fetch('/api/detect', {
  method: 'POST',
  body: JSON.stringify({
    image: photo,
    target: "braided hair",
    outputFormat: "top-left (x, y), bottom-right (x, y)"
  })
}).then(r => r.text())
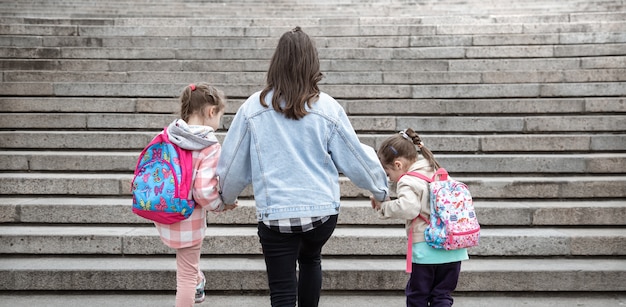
top-left (377, 128), bottom-right (441, 170)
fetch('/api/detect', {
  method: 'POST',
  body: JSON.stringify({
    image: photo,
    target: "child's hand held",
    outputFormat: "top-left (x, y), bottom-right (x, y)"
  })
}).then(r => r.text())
top-left (222, 199), bottom-right (238, 211)
top-left (370, 196), bottom-right (381, 211)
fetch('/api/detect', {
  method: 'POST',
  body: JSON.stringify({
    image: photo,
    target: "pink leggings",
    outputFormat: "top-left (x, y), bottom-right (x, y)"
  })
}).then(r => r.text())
top-left (175, 242), bottom-right (203, 307)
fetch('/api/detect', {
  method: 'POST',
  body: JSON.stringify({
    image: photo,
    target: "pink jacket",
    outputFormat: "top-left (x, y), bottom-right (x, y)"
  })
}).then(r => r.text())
top-left (154, 143), bottom-right (223, 249)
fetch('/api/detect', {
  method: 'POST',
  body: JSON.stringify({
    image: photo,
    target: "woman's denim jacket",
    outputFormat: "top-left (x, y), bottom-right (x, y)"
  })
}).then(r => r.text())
top-left (216, 90), bottom-right (389, 222)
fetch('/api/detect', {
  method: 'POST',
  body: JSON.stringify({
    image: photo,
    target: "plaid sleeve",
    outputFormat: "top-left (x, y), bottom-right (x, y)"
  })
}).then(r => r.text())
top-left (192, 144), bottom-right (224, 212)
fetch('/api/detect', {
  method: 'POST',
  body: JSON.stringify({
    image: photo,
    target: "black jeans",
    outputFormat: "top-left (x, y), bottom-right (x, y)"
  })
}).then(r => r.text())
top-left (257, 215), bottom-right (338, 307)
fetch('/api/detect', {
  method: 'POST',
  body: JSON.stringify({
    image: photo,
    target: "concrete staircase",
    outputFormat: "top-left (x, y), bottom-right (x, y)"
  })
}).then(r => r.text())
top-left (1, 0), bottom-right (625, 306)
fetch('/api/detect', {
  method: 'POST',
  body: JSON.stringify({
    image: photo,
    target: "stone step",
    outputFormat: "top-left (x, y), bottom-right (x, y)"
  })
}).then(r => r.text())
top-left (2, 131), bottom-right (624, 153)
top-left (3, 151), bottom-right (625, 174)
top-left (1, 173), bottom-right (625, 199)
top-left (2, 198), bottom-right (625, 226)
top-left (1, 257), bottom-right (624, 292)
top-left (0, 15), bottom-right (562, 26)
top-left (2, 44), bottom-right (625, 60)
top-left (3, 81), bottom-right (626, 99)
top-left (3, 69), bottom-right (626, 84)
top-left (3, 113), bottom-right (625, 133)
top-left (1, 225), bottom-right (623, 256)
top-left (3, 56), bottom-right (624, 73)
top-left (3, 32), bottom-right (626, 49)
top-left (209, 199), bottom-right (626, 227)
top-left (2, 97), bottom-right (624, 115)
top-left (1, 1), bottom-right (624, 17)
top-left (2, 21), bottom-right (626, 38)
top-left (341, 97), bottom-right (626, 115)
top-left (0, 292), bottom-right (624, 307)
top-left (3, 12), bottom-right (625, 27)
top-left (0, 58), bottom-right (270, 72)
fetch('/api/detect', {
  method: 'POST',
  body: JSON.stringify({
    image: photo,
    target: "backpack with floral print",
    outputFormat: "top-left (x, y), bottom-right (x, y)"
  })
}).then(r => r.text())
top-left (131, 127), bottom-right (195, 224)
top-left (407, 168), bottom-right (480, 250)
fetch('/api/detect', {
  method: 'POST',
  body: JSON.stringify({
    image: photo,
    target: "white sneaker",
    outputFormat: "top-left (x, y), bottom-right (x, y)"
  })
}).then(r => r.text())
top-left (194, 271), bottom-right (206, 304)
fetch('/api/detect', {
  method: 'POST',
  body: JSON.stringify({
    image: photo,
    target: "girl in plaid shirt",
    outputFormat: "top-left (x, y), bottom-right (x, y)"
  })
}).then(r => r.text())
top-left (155, 83), bottom-right (236, 307)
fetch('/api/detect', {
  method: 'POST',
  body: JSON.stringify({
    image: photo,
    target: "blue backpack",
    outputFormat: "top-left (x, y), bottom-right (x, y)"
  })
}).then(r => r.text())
top-left (131, 127), bottom-right (195, 224)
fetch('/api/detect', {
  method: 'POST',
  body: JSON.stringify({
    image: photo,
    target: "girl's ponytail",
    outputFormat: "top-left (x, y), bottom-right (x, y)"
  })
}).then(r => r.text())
top-left (179, 85), bottom-right (194, 122)
top-left (404, 128), bottom-right (441, 170)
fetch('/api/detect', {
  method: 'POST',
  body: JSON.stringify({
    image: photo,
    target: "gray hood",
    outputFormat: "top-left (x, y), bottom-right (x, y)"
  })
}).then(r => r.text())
top-left (167, 119), bottom-right (218, 150)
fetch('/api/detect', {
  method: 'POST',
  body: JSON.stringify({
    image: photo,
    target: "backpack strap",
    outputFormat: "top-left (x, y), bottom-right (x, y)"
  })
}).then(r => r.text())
top-left (402, 171), bottom-right (436, 226)
top-left (162, 127), bottom-right (194, 201)
top-left (404, 168), bottom-right (449, 182)
top-left (433, 168), bottom-right (449, 181)
top-left (402, 171), bottom-right (432, 183)
top-left (406, 212), bottom-right (430, 274)
top-left (406, 219), bottom-right (415, 273)
top-left (403, 170), bottom-right (435, 273)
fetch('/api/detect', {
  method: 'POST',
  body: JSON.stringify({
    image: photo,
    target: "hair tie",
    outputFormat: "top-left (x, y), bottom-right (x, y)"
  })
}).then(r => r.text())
top-left (399, 130), bottom-right (410, 140)
top-left (389, 145), bottom-right (398, 156)
top-left (189, 84), bottom-right (196, 91)
top-left (417, 142), bottom-right (424, 149)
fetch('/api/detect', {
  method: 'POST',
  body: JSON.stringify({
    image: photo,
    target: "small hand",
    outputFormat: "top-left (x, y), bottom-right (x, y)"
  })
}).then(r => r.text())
top-left (370, 196), bottom-right (381, 211)
top-left (222, 200), bottom-right (239, 211)
top-left (222, 202), bottom-right (238, 211)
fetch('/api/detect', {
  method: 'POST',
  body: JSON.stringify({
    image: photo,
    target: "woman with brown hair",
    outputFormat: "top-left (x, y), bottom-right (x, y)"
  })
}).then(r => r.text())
top-left (216, 27), bottom-right (389, 307)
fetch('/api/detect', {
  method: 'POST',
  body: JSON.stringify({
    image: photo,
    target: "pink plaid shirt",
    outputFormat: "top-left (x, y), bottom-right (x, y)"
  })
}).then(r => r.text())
top-left (154, 143), bottom-right (223, 249)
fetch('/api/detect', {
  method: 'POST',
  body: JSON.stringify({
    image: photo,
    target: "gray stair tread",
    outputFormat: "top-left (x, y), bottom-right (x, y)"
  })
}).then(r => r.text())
top-left (4, 33), bottom-right (626, 48)
top-left (3, 27), bottom-right (626, 42)
top-left (1, 1), bottom-right (625, 18)
top-left (2, 197), bottom-right (625, 226)
top-left (1, 257), bottom-right (625, 291)
top-left (3, 57), bottom-right (624, 73)
top-left (2, 224), bottom-right (625, 238)
top-left (3, 16), bottom-right (626, 27)
top-left (4, 69), bottom-right (625, 84)
top-left (0, 293), bottom-right (624, 307)
top-left (0, 225), bottom-right (624, 256)
top-left (3, 11), bottom-right (625, 25)
top-left (3, 81), bottom-right (625, 99)
top-left (4, 150), bottom-right (625, 173)
top-left (1, 97), bottom-right (624, 114)
top-left (2, 172), bottom-right (626, 199)
top-left (2, 131), bottom-right (624, 152)
top-left (2, 44), bottom-right (626, 60)
top-left (3, 113), bottom-right (625, 133)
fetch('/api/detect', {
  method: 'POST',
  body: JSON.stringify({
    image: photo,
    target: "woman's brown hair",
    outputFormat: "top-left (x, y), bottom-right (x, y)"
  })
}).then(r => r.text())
top-left (377, 128), bottom-right (441, 170)
top-left (260, 26), bottom-right (324, 120)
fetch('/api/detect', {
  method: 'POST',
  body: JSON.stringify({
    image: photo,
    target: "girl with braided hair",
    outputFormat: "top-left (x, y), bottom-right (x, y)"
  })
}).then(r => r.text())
top-left (371, 128), bottom-right (468, 307)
